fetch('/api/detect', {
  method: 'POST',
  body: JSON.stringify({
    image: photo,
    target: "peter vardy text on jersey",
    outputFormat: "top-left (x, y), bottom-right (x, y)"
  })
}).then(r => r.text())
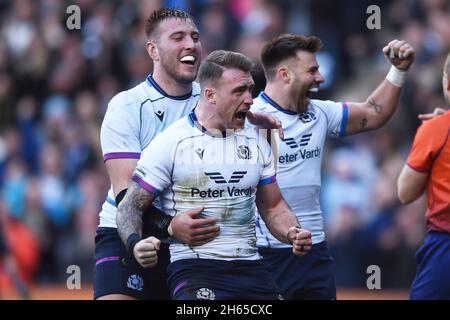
top-left (191, 186), bottom-right (253, 198)
top-left (279, 146), bottom-right (321, 163)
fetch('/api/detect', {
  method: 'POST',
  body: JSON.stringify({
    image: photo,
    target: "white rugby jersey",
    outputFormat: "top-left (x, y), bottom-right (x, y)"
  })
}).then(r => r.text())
top-left (133, 111), bottom-right (276, 262)
top-left (99, 75), bottom-right (200, 228)
top-left (252, 92), bottom-right (348, 247)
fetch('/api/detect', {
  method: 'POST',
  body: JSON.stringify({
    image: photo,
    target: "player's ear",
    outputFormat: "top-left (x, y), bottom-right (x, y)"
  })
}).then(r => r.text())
top-left (146, 41), bottom-right (159, 61)
top-left (204, 87), bottom-right (216, 104)
top-left (278, 66), bottom-right (290, 83)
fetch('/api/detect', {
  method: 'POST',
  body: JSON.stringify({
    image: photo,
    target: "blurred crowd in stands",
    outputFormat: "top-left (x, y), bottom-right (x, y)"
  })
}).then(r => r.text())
top-left (0, 0), bottom-right (449, 292)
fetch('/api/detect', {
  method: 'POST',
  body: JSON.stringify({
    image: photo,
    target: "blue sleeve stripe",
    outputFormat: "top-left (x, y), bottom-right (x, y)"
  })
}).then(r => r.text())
top-left (258, 175), bottom-right (276, 186)
top-left (106, 196), bottom-right (116, 207)
top-left (340, 102), bottom-right (349, 137)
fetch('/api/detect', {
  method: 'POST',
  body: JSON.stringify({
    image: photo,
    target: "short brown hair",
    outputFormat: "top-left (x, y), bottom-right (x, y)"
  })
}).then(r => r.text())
top-left (145, 8), bottom-right (194, 39)
top-left (260, 34), bottom-right (323, 80)
top-left (198, 50), bottom-right (254, 86)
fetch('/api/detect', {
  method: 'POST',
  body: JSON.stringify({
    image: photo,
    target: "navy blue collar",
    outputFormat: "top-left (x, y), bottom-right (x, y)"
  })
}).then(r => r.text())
top-left (188, 111), bottom-right (229, 138)
top-left (260, 92), bottom-right (298, 115)
top-left (146, 74), bottom-right (192, 100)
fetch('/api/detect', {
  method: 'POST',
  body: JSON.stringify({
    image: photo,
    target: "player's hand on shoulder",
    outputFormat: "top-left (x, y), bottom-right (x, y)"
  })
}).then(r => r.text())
top-left (287, 227), bottom-right (312, 256)
top-left (382, 39), bottom-right (415, 71)
top-left (246, 111), bottom-right (284, 139)
top-left (171, 207), bottom-right (220, 246)
top-left (133, 236), bottom-right (160, 268)
top-left (418, 107), bottom-right (446, 122)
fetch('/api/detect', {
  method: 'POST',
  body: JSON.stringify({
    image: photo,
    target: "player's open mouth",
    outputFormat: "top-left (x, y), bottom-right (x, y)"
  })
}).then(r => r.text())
top-left (180, 55), bottom-right (196, 66)
top-left (234, 110), bottom-right (249, 121)
top-left (308, 86), bottom-right (319, 93)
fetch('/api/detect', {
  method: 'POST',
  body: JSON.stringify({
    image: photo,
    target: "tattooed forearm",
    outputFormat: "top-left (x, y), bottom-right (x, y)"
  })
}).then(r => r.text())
top-left (116, 180), bottom-right (156, 246)
top-left (368, 98), bottom-right (382, 114)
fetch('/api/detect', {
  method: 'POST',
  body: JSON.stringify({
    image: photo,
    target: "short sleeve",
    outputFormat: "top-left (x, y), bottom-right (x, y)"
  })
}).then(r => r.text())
top-left (406, 123), bottom-right (435, 172)
top-left (312, 100), bottom-right (347, 138)
top-left (132, 133), bottom-right (173, 194)
top-left (101, 92), bottom-right (143, 161)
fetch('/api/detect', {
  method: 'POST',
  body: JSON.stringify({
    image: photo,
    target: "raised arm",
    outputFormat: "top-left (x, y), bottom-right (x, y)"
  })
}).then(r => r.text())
top-left (345, 40), bottom-right (415, 135)
top-left (256, 182), bottom-right (312, 255)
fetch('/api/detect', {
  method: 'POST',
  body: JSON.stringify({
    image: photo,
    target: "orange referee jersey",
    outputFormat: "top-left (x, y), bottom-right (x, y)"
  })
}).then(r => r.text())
top-left (407, 110), bottom-right (450, 233)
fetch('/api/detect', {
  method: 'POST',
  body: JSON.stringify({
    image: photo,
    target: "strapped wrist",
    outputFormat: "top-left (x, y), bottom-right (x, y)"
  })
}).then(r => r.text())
top-left (126, 233), bottom-right (141, 256)
top-left (115, 188), bottom-right (128, 207)
top-left (386, 65), bottom-right (407, 87)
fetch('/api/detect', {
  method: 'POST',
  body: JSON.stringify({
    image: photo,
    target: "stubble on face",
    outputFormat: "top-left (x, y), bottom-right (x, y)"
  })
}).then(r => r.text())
top-left (154, 18), bottom-right (201, 84)
top-left (215, 69), bottom-right (254, 130)
top-left (288, 51), bottom-right (322, 112)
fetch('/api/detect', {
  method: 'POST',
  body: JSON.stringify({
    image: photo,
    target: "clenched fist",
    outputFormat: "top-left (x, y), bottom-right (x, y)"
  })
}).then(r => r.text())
top-left (287, 226), bottom-right (312, 256)
top-left (382, 39), bottom-right (415, 71)
top-left (133, 236), bottom-right (161, 268)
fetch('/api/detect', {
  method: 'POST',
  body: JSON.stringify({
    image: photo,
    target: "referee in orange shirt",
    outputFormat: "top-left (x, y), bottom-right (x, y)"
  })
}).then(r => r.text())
top-left (397, 53), bottom-right (450, 299)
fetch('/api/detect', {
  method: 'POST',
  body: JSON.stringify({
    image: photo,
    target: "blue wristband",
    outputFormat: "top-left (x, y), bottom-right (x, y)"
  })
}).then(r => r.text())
top-left (126, 233), bottom-right (141, 256)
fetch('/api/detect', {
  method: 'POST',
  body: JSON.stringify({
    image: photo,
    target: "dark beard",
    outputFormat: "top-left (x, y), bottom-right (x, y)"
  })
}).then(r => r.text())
top-left (160, 58), bottom-right (197, 84)
top-left (297, 102), bottom-right (309, 113)
top-left (296, 92), bottom-right (309, 113)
